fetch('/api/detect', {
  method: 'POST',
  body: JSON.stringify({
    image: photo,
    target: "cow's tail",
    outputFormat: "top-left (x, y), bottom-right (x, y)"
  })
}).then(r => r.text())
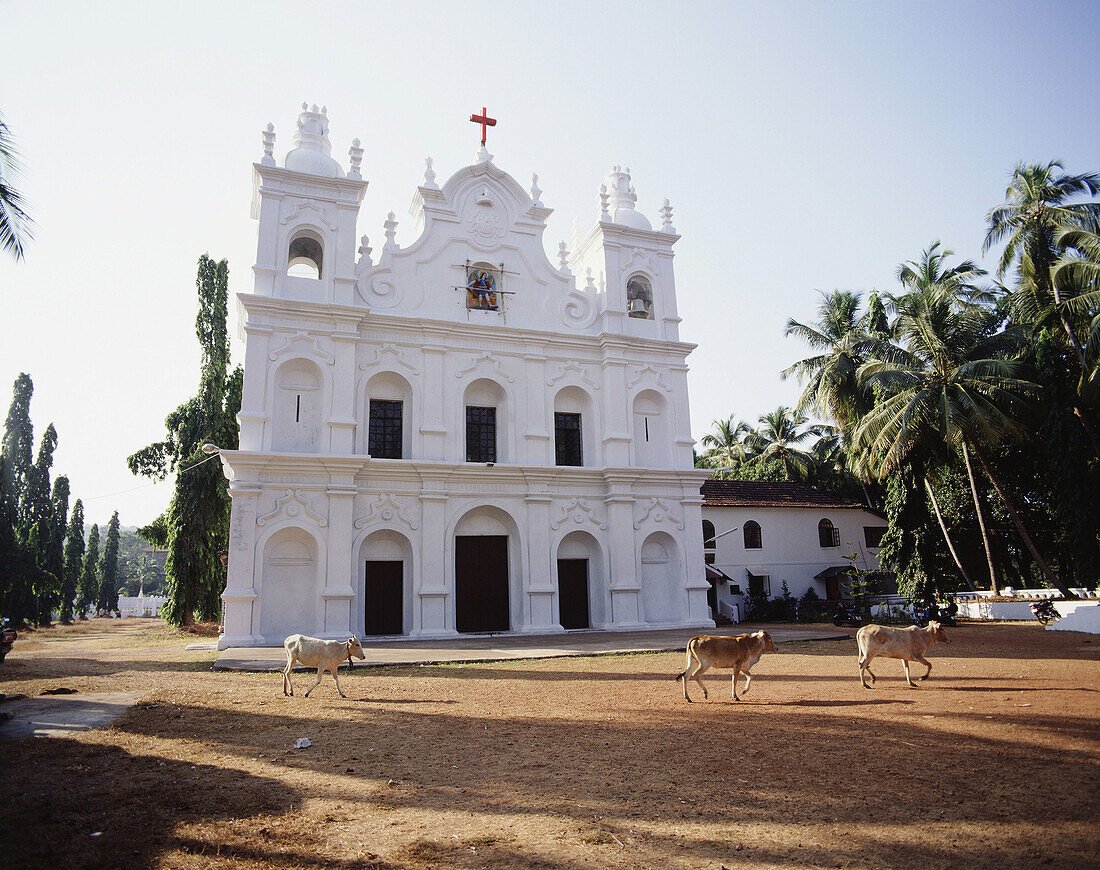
top-left (674, 637), bottom-right (699, 681)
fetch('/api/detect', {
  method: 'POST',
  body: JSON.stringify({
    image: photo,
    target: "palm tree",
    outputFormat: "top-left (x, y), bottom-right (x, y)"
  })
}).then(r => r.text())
top-left (1051, 216), bottom-right (1100, 399)
top-left (854, 278), bottom-right (1071, 596)
top-left (782, 290), bottom-right (875, 440)
top-left (890, 244), bottom-right (1001, 592)
top-left (985, 160), bottom-right (1100, 453)
top-left (698, 416), bottom-right (751, 470)
top-left (0, 115), bottom-right (33, 261)
top-left (743, 407), bottom-right (825, 481)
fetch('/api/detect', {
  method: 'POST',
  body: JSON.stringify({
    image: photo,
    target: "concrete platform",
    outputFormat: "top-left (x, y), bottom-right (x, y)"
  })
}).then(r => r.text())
top-left (0, 691), bottom-right (141, 740)
top-left (214, 626), bottom-right (847, 672)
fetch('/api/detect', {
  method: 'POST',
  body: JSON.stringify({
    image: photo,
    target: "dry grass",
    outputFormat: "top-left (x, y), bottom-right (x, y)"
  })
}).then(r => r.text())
top-left (1, 618), bottom-right (1098, 869)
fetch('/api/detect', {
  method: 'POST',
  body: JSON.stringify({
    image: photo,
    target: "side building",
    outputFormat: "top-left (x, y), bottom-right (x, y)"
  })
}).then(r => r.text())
top-left (216, 104), bottom-right (712, 648)
top-left (699, 480), bottom-right (888, 621)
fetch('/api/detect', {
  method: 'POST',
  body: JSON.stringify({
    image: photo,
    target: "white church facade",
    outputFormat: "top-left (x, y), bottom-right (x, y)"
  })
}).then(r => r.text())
top-left (216, 104), bottom-right (713, 648)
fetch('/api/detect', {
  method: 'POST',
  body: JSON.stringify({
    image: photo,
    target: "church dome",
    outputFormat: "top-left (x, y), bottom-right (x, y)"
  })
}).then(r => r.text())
top-left (283, 103), bottom-right (343, 178)
top-left (605, 166), bottom-right (651, 230)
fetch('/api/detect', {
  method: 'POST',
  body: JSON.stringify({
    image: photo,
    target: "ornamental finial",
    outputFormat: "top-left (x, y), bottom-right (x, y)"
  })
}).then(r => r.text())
top-left (659, 198), bottom-right (675, 233)
top-left (530, 172), bottom-right (543, 207)
top-left (348, 138), bottom-right (364, 180)
top-left (423, 156), bottom-right (439, 189)
top-left (261, 123), bottom-right (276, 166)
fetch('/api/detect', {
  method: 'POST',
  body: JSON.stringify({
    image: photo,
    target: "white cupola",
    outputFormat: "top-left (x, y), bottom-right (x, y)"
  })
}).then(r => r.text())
top-left (605, 165), bottom-right (651, 230)
top-left (283, 103), bottom-right (343, 178)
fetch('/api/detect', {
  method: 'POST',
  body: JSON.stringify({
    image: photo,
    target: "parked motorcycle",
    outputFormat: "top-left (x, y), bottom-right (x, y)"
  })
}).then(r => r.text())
top-left (0, 619), bottom-right (15, 662)
top-left (910, 607), bottom-right (954, 624)
top-left (832, 604), bottom-right (864, 627)
top-left (1030, 598), bottom-right (1059, 625)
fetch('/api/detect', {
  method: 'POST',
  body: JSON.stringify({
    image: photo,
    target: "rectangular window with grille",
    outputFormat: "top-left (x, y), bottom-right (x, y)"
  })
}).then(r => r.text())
top-left (368, 399), bottom-right (403, 459)
top-left (864, 526), bottom-right (887, 548)
top-left (466, 405), bottom-right (497, 463)
top-left (554, 412), bottom-right (583, 466)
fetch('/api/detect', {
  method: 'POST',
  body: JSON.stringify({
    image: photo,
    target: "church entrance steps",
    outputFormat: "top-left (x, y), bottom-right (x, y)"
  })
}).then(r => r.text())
top-left (213, 625), bottom-right (846, 672)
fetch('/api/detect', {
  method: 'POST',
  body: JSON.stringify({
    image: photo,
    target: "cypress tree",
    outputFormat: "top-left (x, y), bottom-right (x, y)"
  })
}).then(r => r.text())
top-left (26, 424), bottom-right (59, 626)
top-left (61, 498), bottom-right (84, 623)
top-left (1, 375), bottom-right (34, 621)
top-left (128, 255), bottom-right (239, 626)
top-left (97, 511), bottom-right (121, 613)
top-left (76, 524), bottom-right (99, 618)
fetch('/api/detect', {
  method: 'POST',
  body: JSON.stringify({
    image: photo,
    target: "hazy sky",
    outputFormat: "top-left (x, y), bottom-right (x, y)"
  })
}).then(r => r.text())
top-left (2, 0), bottom-right (1098, 527)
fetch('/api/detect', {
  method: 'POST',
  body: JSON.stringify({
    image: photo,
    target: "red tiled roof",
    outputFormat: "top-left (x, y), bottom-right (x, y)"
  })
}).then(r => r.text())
top-left (700, 479), bottom-right (868, 510)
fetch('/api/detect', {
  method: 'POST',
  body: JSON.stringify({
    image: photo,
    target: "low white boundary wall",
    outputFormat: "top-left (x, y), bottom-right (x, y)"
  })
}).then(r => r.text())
top-left (953, 588), bottom-right (1100, 634)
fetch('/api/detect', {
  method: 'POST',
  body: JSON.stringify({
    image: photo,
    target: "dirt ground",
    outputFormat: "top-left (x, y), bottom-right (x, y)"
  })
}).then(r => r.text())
top-left (0, 619), bottom-right (1097, 870)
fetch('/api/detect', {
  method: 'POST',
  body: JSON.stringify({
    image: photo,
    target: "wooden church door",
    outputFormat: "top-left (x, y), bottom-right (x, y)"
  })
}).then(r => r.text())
top-left (364, 561), bottom-right (403, 635)
top-left (557, 558), bottom-right (590, 630)
top-left (455, 536), bottom-right (509, 633)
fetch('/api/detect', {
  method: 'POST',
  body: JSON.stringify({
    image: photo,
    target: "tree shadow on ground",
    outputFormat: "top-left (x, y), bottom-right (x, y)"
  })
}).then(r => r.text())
top-left (107, 698), bottom-right (1100, 869)
top-left (0, 737), bottom-right (303, 870)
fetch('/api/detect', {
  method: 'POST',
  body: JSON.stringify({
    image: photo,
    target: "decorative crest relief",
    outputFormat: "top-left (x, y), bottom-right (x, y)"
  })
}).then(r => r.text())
top-left (257, 490), bottom-right (328, 528)
top-left (280, 200), bottom-right (337, 232)
top-left (455, 352), bottom-right (515, 383)
top-left (547, 362), bottom-right (599, 390)
top-left (627, 247), bottom-right (656, 272)
top-left (354, 494), bottom-right (419, 530)
top-left (627, 364), bottom-right (673, 392)
top-left (268, 332), bottom-right (335, 365)
top-left (551, 498), bottom-right (607, 531)
top-left (359, 343), bottom-right (420, 376)
top-left (633, 497), bottom-right (684, 530)
top-left (463, 208), bottom-right (506, 242)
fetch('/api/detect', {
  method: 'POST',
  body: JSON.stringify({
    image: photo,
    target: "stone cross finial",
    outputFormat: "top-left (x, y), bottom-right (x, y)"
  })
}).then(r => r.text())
top-left (384, 212), bottom-right (399, 252)
top-left (357, 235), bottom-right (373, 272)
top-left (348, 138), bottom-right (364, 180)
top-left (423, 156), bottom-right (439, 189)
top-left (659, 198), bottom-right (675, 233)
top-left (530, 172), bottom-right (543, 207)
top-left (261, 123), bottom-right (276, 166)
top-left (558, 241), bottom-right (570, 272)
top-left (598, 184), bottom-right (610, 220)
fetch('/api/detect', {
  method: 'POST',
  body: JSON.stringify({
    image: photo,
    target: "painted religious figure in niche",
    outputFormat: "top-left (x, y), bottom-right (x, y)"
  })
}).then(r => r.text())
top-left (466, 267), bottom-right (499, 310)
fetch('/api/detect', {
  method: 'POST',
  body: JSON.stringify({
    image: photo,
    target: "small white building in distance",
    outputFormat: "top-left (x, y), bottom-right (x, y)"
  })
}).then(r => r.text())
top-left (216, 104), bottom-right (712, 648)
top-left (699, 480), bottom-right (887, 622)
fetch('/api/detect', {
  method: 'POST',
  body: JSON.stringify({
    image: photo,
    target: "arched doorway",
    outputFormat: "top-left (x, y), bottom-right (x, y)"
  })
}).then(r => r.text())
top-left (359, 530), bottom-right (412, 636)
top-left (453, 507), bottom-right (517, 633)
top-left (259, 528), bottom-right (319, 642)
top-left (640, 531), bottom-right (683, 625)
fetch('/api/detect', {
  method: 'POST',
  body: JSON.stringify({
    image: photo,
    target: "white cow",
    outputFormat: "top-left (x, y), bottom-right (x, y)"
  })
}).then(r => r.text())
top-left (282, 634), bottom-right (365, 698)
top-left (857, 622), bottom-right (949, 688)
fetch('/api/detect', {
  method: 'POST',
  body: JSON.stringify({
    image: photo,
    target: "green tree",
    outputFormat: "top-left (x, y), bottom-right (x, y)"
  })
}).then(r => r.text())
top-left (25, 424), bottom-right (60, 625)
top-left (97, 511), bottom-right (121, 613)
top-left (0, 114), bottom-right (33, 261)
top-left (854, 274), bottom-right (1066, 595)
top-left (743, 407), bottom-right (825, 481)
top-left (60, 499), bottom-right (85, 623)
top-left (41, 475), bottom-right (69, 623)
top-left (783, 290), bottom-right (875, 441)
top-left (76, 524), bottom-right (99, 619)
top-left (698, 416), bottom-right (751, 469)
top-left (128, 255), bottom-right (241, 625)
top-left (985, 160), bottom-right (1100, 453)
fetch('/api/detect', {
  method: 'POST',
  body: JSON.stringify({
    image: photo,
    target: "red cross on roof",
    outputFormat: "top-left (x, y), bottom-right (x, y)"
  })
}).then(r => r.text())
top-left (469, 107), bottom-right (497, 146)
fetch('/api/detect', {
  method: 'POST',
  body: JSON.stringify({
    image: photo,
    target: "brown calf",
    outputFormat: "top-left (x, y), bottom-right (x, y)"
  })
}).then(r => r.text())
top-left (856, 622), bottom-right (949, 689)
top-left (675, 630), bottom-right (776, 702)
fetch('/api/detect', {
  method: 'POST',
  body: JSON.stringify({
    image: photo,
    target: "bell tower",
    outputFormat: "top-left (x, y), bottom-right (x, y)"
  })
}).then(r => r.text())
top-left (570, 166), bottom-right (681, 341)
top-left (250, 103), bottom-right (368, 306)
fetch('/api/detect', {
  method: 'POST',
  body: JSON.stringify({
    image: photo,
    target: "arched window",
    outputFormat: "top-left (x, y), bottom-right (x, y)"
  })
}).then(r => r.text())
top-left (702, 520), bottom-right (715, 548)
top-left (626, 274), bottom-right (653, 319)
top-left (818, 518), bottom-right (839, 548)
top-left (743, 520), bottom-right (762, 550)
top-left (287, 231), bottom-right (323, 279)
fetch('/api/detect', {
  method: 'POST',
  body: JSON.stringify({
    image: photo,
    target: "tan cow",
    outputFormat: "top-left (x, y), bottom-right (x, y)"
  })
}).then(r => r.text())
top-left (856, 622), bottom-right (949, 689)
top-left (675, 630), bottom-right (776, 702)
